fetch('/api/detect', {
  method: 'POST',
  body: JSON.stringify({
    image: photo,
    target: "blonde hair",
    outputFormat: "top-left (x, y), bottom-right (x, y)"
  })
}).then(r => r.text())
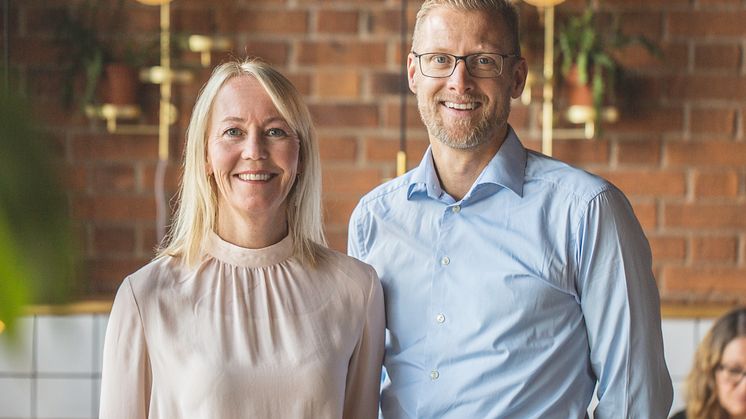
top-left (158, 58), bottom-right (325, 266)
top-left (686, 307), bottom-right (746, 419)
top-left (412, 0), bottom-right (521, 56)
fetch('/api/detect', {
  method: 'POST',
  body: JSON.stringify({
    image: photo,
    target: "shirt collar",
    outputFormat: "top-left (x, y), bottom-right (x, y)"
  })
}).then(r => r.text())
top-left (407, 126), bottom-right (526, 201)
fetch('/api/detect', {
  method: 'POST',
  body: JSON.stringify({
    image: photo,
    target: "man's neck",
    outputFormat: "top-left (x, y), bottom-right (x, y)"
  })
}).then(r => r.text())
top-left (430, 127), bottom-right (508, 201)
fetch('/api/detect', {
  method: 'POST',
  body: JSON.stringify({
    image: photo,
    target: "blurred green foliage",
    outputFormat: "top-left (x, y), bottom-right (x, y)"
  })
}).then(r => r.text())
top-left (0, 85), bottom-right (77, 337)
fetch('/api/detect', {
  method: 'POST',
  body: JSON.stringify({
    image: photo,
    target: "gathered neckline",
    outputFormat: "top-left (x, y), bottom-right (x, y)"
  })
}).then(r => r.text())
top-left (204, 231), bottom-right (293, 268)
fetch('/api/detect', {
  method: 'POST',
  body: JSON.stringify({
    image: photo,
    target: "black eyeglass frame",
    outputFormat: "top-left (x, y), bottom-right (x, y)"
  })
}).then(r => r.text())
top-left (412, 51), bottom-right (521, 78)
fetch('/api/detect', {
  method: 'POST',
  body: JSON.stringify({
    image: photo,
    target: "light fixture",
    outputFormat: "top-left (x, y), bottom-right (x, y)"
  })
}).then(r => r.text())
top-left (521, 0), bottom-right (565, 6)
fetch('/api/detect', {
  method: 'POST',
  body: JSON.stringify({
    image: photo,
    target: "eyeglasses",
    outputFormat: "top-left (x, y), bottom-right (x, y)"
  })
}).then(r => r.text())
top-left (717, 364), bottom-right (746, 385)
top-left (412, 51), bottom-right (519, 78)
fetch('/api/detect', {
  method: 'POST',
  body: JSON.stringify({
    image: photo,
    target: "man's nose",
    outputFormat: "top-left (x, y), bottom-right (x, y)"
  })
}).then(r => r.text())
top-left (447, 59), bottom-right (474, 93)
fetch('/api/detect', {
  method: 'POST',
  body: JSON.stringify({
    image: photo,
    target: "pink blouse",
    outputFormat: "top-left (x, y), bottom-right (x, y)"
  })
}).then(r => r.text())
top-left (100, 232), bottom-right (384, 418)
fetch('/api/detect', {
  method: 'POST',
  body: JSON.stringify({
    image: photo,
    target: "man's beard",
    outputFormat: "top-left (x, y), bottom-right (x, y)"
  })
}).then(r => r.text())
top-left (418, 93), bottom-right (499, 150)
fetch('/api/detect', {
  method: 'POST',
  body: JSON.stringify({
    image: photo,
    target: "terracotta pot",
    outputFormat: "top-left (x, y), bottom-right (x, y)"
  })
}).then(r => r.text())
top-left (563, 65), bottom-right (593, 108)
top-left (104, 63), bottom-right (138, 105)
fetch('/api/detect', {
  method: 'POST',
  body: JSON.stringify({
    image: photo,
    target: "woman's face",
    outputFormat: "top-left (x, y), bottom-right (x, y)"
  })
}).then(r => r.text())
top-left (206, 75), bottom-right (300, 234)
top-left (717, 336), bottom-right (746, 418)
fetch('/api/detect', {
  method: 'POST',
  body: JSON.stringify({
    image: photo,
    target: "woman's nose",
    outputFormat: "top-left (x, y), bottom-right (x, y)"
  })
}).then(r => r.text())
top-left (241, 131), bottom-right (268, 160)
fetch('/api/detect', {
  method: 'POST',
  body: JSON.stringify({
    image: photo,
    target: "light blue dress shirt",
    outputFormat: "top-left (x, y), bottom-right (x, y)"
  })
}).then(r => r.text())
top-left (348, 128), bottom-right (673, 419)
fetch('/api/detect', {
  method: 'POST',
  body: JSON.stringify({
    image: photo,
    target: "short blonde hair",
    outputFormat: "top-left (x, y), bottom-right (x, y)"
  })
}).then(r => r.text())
top-left (159, 58), bottom-right (325, 266)
top-left (686, 307), bottom-right (746, 419)
top-left (412, 0), bottom-right (521, 56)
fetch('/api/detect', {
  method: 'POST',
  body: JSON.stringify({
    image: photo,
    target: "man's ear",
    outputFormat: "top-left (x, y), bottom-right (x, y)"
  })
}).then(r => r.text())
top-left (510, 57), bottom-right (528, 99)
top-left (407, 53), bottom-right (418, 94)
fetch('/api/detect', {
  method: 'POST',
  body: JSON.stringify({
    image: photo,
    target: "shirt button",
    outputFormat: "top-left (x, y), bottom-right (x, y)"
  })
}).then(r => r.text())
top-left (430, 370), bottom-right (439, 380)
top-left (452, 205), bottom-right (461, 213)
top-left (441, 256), bottom-right (450, 265)
top-left (436, 313), bottom-right (446, 323)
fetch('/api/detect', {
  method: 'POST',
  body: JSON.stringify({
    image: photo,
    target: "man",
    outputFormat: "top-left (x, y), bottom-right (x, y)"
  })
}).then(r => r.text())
top-left (348, 0), bottom-right (673, 418)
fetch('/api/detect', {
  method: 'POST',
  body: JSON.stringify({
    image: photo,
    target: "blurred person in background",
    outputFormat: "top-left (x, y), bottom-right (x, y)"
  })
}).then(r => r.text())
top-left (99, 58), bottom-right (384, 419)
top-left (671, 307), bottom-right (746, 419)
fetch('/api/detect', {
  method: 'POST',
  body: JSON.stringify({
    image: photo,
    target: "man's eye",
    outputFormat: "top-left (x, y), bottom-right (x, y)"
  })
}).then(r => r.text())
top-left (266, 128), bottom-right (288, 137)
top-left (430, 55), bottom-right (450, 65)
top-left (476, 56), bottom-right (496, 65)
top-left (224, 128), bottom-right (242, 137)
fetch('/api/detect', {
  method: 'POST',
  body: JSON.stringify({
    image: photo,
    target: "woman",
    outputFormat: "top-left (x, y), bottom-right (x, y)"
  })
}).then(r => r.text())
top-left (671, 307), bottom-right (746, 419)
top-left (99, 59), bottom-right (385, 418)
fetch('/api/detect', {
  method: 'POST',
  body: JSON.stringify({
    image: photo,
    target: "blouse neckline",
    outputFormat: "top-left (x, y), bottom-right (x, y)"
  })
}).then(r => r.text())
top-left (204, 231), bottom-right (293, 268)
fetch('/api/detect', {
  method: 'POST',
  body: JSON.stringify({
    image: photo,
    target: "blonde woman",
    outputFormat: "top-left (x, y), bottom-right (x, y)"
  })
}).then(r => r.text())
top-left (99, 59), bottom-right (384, 418)
top-left (671, 308), bottom-right (746, 419)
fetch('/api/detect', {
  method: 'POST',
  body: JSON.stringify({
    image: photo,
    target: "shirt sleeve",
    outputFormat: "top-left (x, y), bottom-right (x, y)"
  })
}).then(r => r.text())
top-left (347, 203), bottom-right (366, 260)
top-left (575, 188), bottom-right (673, 419)
top-left (99, 277), bottom-right (152, 419)
top-left (343, 267), bottom-right (385, 419)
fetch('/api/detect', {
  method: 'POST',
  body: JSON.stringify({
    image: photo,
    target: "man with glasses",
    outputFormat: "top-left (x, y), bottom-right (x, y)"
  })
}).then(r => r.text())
top-left (348, 0), bottom-right (673, 417)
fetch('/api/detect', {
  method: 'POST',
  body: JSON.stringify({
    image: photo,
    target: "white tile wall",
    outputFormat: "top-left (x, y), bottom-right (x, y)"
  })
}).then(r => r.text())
top-left (36, 315), bottom-right (94, 375)
top-left (0, 377), bottom-right (32, 418)
top-left (36, 378), bottom-right (93, 419)
top-left (0, 313), bottom-right (722, 419)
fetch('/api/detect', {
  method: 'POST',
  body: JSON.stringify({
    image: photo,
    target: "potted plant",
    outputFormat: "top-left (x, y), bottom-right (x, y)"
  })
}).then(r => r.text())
top-left (556, 5), bottom-right (660, 127)
top-left (56, 0), bottom-right (156, 110)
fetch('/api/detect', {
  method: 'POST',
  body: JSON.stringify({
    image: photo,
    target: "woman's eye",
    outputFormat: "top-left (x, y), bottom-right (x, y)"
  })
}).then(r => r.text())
top-left (224, 128), bottom-right (242, 137)
top-left (266, 128), bottom-right (288, 137)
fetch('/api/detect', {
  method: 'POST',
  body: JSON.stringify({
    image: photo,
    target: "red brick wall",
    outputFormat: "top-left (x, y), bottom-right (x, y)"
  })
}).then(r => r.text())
top-left (5, 0), bottom-right (746, 304)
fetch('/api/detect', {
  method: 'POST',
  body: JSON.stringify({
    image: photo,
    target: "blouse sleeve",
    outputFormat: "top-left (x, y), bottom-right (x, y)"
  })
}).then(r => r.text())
top-left (343, 267), bottom-right (385, 419)
top-left (99, 277), bottom-right (152, 418)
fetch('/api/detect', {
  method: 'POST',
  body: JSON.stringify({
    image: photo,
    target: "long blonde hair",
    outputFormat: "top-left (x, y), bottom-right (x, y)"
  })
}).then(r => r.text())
top-left (686, 307), bottom-right (746, 419)
top-left (158, 58), bottom-right (325, 266)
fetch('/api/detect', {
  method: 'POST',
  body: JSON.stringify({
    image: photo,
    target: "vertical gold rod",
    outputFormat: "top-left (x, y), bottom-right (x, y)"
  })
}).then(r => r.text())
top-left (159, 1), bottom-right (171, 161)
top-left (541, 6), bottom-right (555, 157)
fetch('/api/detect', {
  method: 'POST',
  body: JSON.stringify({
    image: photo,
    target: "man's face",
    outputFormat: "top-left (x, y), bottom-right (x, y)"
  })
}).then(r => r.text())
top-left (408, 8), bottom-right (527, 150)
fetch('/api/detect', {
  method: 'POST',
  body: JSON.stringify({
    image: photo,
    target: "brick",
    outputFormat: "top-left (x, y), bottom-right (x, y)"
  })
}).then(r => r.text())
top-left (630, 200), bottom-right (657, 231)
top-left (23, 6), bottom-right (67, 36)
top-left (73, 195), bottom-right (157, 222)
top-left (384, 101), bottom-right (426, 130)
top-left (140, 226), bottom-right (165, 257)
top-left (235, 10), bottom-right (308, 34)
top-left (603, 0), bottom-right (689, 7)
top-left (692, 236), bottom-right (739, 263)
top-left (363, 136), bottom-right (429, 165)
top-left (310, 104), bottom-right (379, 128)
top-left (319, 136), bottom-right (357, 162)
top-left (71, 133), bottom-right (158, 162)
top-left (666, 75), bottom-right (746, 101)
top-left (172, 8), bottom-right (216, 33)
top-left (297, 41), bottom-right (387, 66)
top-left (87, 257), bottom-right (151, 295)
top-left (142, 163), bottom-right (181, 194)
top-left (323, 197), bottom-right (358, 226)
top-left (665, 203), bottom-right (746, 229)
top-left (121, 6), bottom-right (161, 34)
top-left (94, 226), bottom-right (136, 254)
top-left (63, 166), bottom-right (88, 192)
top-left (317, 10), bottom-right (359, 34)
top-left (507, 103), bottom-right (530, 131)
top-left (619, 12), bottom-right (663, 39)
top-left (612, 43), bottom-right (667, 70)
top-left (553, 139), bottom-right (610, 166)
top-left (325, 229), bottom-right (348, 254)
top-left (284, 72), bottom-right (312, 96)
top-left (695, 43), bottom-right (741, 70)
top-left (371, 72), bottom-right (407, 96)
top-left (315, 71), bottom-right (360, 98)
top-left (322, 167), bottom-right (382, 196)
top-left (690, 108), bottom-right (736, 136)
top-left (93, 164), bottom-right (137, 193)
top-left (662, 266), bottom-right (746, 297)
top-left (599, 170), bottom-right (686, 197)
top-left (367, 9), bottom-right (401, 35)
top-left (666, 141), bottom-right (746, 167)
top-left (608, 107), bottom-right (683, 134)
top-left (668, 11), bottom-right (746, 37)
top-left (648, 235), bottom-right (686, 261)
top-left (11, 37), bottom-right (60, 66)
top-left (693, 171), bottom-right (740, 198)
top-left (616, 139), bottom-right (661, 165)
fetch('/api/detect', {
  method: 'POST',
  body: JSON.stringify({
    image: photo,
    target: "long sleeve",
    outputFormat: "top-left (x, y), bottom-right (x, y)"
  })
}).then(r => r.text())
top-left (576, 188), bottom-right (673, 419)
top-left (99, 277), bottom-right (152, 419)
top-left (343, 267), bottom-right (385, 419)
